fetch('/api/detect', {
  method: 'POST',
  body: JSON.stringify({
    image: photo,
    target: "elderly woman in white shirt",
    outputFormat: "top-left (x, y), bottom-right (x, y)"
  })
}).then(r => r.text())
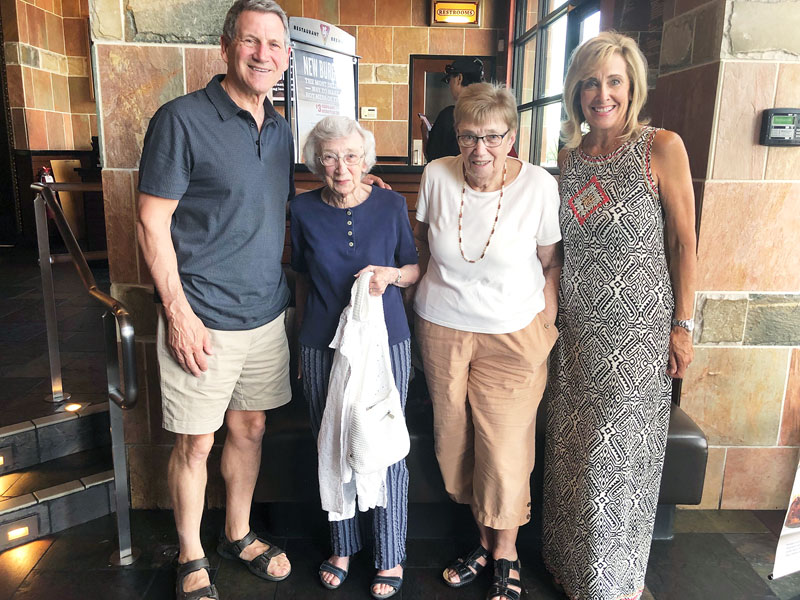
top-left (413, 82), bottom-right (561, 600)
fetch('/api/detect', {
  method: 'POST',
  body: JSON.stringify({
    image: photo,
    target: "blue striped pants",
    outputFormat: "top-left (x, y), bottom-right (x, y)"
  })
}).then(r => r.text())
top-left (301, 339), bottom-right (410, 570)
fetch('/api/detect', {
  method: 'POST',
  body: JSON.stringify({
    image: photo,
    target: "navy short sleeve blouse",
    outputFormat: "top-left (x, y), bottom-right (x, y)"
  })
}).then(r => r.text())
top-left (290, 186), bottom-right (418, 350)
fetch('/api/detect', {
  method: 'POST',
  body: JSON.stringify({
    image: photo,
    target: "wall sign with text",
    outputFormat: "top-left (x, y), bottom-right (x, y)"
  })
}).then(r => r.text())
top-left (286, 17), bottom-right (358, 162)
top-left (430, 1), bottom-right (481, 27)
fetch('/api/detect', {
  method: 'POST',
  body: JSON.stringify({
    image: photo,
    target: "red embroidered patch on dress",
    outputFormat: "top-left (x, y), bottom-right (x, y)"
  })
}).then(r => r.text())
top-left (568, 175), bottom-right (611, 225)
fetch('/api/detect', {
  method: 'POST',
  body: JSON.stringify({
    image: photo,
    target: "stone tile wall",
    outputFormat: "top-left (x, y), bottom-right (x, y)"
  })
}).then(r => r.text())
top-left (1, 0), bottom-right (97, 150)
top-left (653, 0), bottom-right (800, 511)
top-left (87, 0), bottom-right (509, 507)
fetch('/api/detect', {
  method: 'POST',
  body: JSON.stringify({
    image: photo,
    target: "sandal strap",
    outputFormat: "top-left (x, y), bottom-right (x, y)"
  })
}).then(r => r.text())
top-left (488, 558), bottom-right (522, 600)
top-left (228, 530), bottom-right (258, 555)
top-left (249, 543), bottom-right (285, 571)
top-left (487, 582), bottom-right (521, 600)
top-left (181, 585), bottom-right (219, 600)
top-left (372, 575), bottom-right (402, 588)
top-left (319, 560), bottom-right (348, 581)
top-left (494, 557), bottom-right (521, 579)
top-left (177, 557), bottom-right (211, 578)
top-left (464, 545), bottom-right (490, 567)
top-left (450, 545), bottom-right (489, 579)
top-left (176, 557), bottom-right (219, 600)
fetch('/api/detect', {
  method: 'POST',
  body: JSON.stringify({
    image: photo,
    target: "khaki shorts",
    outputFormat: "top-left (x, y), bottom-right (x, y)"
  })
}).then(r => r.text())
top-left (415, 312), bottom-right (559, 530)
top-left (157, 309), bottom-right (292, 435)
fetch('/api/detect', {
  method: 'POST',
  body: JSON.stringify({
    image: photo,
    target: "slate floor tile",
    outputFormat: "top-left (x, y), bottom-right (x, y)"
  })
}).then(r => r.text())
top-left (0, 539), bottom-right (53, 600)
top-left (674, 509), bottom-right (772, 534)
top-left (12, 567), bottom-right (157, 600)
top-left (725, 533), bottom-right (800, 600)
top-left (646, 533), bottom-right (779, 600)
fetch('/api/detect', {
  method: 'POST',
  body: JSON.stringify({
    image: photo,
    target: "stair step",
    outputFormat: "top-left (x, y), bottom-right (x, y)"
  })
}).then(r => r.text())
top-left (0, 402), bottom-right (110, 475)
top-left (0, 446), bottom-right (115, 551)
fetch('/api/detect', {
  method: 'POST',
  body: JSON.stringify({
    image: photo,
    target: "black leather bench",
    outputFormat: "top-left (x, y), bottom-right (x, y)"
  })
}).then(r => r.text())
top-left (255, 361), bottom-right (707, 541)
top-left (253, 278), bottom-right (707, 540)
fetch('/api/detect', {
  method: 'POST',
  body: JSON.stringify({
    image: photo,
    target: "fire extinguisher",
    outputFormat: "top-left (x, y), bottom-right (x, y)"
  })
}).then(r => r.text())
top-left (37, 166), bottom-right (55, 184)
top-left (36, 166), bottom-right (56, 220)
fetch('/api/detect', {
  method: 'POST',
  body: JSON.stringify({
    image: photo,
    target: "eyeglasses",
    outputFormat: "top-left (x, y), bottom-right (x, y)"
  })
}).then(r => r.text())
top-left (456, 130), bottom-right (510, 148)
top-left (318, 152), bottom-right (364, 167)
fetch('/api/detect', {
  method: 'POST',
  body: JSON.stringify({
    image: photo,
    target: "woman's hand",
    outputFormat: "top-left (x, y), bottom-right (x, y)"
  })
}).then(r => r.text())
top-left (355, 265), bottom-right (400, 296)
top-left (667, 327), bottom-right (694, 378)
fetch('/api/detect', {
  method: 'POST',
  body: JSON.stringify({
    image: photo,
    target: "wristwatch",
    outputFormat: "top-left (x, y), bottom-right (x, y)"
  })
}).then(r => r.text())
top-left (394, 269), bottom-right (402, 285)
top-left (671, 318), bottom-right (694, 332)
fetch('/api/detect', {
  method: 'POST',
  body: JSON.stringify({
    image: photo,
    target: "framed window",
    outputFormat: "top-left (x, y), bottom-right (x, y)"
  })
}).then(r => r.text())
top-left (512, 0), bottom-right (600, 169)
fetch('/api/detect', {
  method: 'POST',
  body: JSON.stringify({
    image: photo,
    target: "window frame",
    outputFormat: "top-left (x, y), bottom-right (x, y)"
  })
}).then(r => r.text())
top-left (511, 0), bottom-right (600, 170)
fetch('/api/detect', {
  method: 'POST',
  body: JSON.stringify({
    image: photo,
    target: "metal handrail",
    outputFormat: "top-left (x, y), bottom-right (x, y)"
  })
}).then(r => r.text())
top-left (31, 182), bottom-right (137, 409)
top-left (31, 181), bottom-right (140, 566)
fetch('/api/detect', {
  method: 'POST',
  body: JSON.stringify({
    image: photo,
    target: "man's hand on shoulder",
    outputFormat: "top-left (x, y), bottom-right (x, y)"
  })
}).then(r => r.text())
top-left (165, 303), bottom-right (213, 377)
top-left (363, 174), bottom-right (392, 190)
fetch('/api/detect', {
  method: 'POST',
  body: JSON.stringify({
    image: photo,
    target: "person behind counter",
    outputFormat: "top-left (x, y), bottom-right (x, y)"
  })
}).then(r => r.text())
top-left (414, 82), bottom-right (562, 600)
top-left (290, 115), bottom-right (420, 599)
top-left (542, 31), bottom-right (697, 600)
top-left (421, 57), bottom-right (484, 161)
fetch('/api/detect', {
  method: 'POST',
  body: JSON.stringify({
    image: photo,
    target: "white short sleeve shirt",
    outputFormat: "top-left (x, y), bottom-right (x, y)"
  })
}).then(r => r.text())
top-left (414, 156), bottom-right (561, 334)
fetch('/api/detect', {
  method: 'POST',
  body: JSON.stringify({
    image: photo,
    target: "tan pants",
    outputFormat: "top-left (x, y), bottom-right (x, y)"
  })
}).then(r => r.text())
top-left (415, 313), bottom-right (559, 529)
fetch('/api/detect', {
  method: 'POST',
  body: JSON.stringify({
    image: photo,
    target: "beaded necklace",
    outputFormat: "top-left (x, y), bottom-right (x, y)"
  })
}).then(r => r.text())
top-left (458, 161), bottom-right (506, 263)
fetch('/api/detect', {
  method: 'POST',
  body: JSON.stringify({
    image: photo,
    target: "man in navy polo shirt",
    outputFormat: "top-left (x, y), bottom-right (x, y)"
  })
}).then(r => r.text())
top-left (137, 1), bottom-right (295, 598)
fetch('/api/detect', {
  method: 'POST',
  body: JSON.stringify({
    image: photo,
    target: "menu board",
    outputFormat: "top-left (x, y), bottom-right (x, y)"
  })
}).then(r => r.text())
top-left (287, 18), bottom-right (358, 161)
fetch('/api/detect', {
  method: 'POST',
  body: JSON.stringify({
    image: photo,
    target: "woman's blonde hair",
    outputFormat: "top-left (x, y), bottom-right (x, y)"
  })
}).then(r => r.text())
top-left (454, 82), bottom-right (518, 133)
top-left (561, 31), bottom-right (649, 149)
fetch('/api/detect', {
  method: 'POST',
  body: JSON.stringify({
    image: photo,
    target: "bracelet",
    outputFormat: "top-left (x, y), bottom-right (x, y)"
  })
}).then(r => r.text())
top-left (394, 268), bottom-right (402, 285)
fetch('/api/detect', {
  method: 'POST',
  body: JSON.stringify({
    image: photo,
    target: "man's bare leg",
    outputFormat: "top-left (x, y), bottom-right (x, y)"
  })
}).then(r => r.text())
top-left (171, 432), bottom-right (215, 599)
top-left (221, 410), bottom-right (290, 577)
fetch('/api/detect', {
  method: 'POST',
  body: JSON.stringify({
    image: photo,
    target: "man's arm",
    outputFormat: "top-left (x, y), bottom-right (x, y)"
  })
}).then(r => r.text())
top-left (137, 192), bottom-right (212, 377)
top-left (537, 242), bottom-right (563, 325)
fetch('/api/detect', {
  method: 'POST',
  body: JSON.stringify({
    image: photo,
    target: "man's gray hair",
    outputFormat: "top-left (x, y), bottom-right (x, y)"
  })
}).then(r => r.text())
top-left (303, 116), bottom-right (377, 178)
top-left (222, 0), bottom-right (290, 49)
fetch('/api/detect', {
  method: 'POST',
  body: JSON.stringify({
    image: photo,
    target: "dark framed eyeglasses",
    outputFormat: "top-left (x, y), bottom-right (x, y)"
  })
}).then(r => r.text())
top-left (456, 130), bottom-right (510, 148)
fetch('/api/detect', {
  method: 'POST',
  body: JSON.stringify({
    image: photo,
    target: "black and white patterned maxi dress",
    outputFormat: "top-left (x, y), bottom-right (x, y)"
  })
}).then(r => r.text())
top-left (542, 127), bottom-right (673, 600)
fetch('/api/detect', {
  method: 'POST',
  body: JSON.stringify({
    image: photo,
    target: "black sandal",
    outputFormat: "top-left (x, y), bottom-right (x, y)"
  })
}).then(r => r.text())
top-left (443, 545), bottom-right (490, 588)
top-left (176, 557), bottom-right (219, 600)
top-left (217, 530), bottom-right (290, 582)
top-left (487, 557), bottom-right (523, 600)
top-left (319, 559), bottom-right (349, 590)
top-left (370, 572), bottom-right (403, 599)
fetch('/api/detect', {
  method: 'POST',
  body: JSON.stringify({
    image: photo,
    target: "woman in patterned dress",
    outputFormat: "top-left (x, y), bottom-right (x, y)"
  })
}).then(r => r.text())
top-left (542, 32), bottom-right (696, 600)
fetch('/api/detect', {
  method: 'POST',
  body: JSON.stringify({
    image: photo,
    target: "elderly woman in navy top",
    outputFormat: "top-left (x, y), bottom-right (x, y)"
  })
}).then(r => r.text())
top-left (290, 115), bottom-right (419, 599)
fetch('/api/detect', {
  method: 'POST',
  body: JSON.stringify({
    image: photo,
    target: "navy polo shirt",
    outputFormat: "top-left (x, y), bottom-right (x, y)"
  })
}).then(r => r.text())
top-left (290, 186), bottom-right (418, 350)
top-left (138, 75), bottom-right (292, 331)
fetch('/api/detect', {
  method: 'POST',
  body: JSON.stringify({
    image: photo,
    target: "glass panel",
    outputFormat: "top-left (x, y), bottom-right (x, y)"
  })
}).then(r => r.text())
top-left (542, 15), bottom-right (568, 97)
top-left (545, 0), bottom-right (568, 17)
top-left (517, 110), bottom-right (533, 163)
top-left (524, 0), bottom-right (540, 32)
top-left (538, 102), bottom-right (562, 168)
top-left (580, 11), bottom-right (601, 44)
top-left (518, 37), bottom-right (537, 105)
